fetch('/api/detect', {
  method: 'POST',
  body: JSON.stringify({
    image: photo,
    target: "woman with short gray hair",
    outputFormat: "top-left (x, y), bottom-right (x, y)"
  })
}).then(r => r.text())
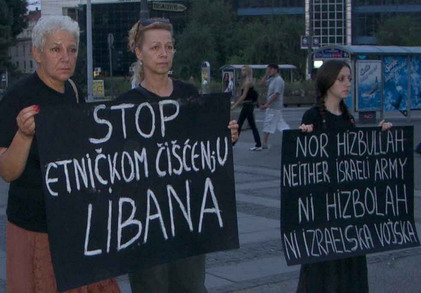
top-left (0, 15), bottom-right (120, 292)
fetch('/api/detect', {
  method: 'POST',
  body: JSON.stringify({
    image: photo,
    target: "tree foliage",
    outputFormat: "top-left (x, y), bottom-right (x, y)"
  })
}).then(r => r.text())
top-left (5, 0), bottom-right (27, 37)
top-left (376, 15), bottom-right (421, 46)
top-left (0, 0), bottom-right (27, 71)
top-left (230, 16), bottom-right (306, 75)
top-left (173, 0), bottom-right (236, 79)
top-left (173, 0), bottom-right (306, 80)
top-left (0, 0), bottom-right (13, 70)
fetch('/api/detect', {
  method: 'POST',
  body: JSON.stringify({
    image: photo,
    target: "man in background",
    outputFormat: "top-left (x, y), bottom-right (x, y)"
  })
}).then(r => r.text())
top-left (259, 64), bottom-right (289, 149)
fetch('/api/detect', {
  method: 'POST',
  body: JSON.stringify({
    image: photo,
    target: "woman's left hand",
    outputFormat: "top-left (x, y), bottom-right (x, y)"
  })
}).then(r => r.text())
top-left (379, 119), bottom-right (393, 131)
top-left (228, 120), bottom-right (239, 143)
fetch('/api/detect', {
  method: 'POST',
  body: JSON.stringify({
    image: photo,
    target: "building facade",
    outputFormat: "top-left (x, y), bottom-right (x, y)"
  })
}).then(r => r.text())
top-left (236, 0), bottom-right (421, 45)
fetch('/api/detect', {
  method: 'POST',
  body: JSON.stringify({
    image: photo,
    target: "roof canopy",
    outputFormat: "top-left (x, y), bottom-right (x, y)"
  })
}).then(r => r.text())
top-left (314, 45), bottom-right (421, 56)
top-left (220, 64), bottom-right (297, 71)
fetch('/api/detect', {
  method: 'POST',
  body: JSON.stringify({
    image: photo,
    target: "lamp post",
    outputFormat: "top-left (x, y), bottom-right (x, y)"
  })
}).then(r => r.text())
top-left (108, 33), bottom-right (114, 78)
top-left (86, 0), bottom-right (93, 102)
top-left (307, 0), bottom-right (313, 80)
top-left (140, 0), bottom-right (149, 20)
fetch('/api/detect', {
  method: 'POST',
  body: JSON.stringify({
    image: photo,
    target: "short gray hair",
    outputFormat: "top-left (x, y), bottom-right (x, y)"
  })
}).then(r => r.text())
top-left (32, 16), bottom-right (80, 51)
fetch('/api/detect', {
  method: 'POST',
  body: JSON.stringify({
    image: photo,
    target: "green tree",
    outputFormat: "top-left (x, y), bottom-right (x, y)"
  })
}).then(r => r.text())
top-left (173, 0), bottom-right (237, 80)
top-left (0, 0), bottom-right (12, 70)
top-left (376, 15), bottom-right (421, 46)
top-left (5, 0), bottom-right (27, 38)
top-left (0, 0), bottom-right (27, 72)
top-left (173, 1), bottom-right (306, 81)
top-left (230, 16), bottom-right (306, 78)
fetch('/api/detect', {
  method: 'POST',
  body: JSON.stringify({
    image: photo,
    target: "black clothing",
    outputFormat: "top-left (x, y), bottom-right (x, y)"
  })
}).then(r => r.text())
top-left (129, 255), bottom-right (207, 293)
top-left (243, 86), bottom-right (258, 103)
top-left (238, 103), bottom-right (261, 147)
top-left (301, 106), bottom-right (354, 131)
top-left (237, 86), bottom-right (262, 147)
top-left (0, 72), bottom-right (82, 232)
top-left (297, 106), bottom-right (368, 293)
top-left (119, 79), bottom-right (198, 101)
top-left (116, 79), bottom-right (207, 293)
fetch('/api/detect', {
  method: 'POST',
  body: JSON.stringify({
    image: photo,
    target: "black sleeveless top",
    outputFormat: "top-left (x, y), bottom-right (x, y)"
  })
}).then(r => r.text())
top-left (243, 86), bottom-right (258, 102)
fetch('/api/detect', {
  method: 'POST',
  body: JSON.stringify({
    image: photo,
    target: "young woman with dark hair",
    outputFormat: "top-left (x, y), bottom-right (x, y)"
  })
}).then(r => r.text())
top-left (297, 60), bottom-right (392, 292)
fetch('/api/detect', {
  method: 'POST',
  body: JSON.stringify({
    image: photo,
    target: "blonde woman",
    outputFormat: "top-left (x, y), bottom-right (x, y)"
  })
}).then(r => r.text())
top-left (118, 18), bottom-right (238, 293)
top-left (231, 65), bottom-right (262, 150)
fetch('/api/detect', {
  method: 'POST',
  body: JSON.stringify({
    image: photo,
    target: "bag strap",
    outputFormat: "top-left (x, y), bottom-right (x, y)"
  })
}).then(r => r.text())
top-left (68, 79), bottom-right (79, 104)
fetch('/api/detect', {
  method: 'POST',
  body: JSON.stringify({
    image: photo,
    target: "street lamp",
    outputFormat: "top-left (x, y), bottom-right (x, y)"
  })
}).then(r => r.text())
top-left (307, 0), bottom-right (313, 80)
top-left (140, 0), bottom-right (149, 21)
top-left (87, 0), bottom-right (93, 102)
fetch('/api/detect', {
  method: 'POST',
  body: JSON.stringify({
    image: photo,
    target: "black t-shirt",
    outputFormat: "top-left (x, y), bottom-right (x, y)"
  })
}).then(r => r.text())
top-left (301, 106), bottom-right (354, 131)
top-left (243, 86), bottom-right (258, 103)
top-left (0, 72), bottom-right (82, 232)
top-left (117, 78), bottom-right (199, 102)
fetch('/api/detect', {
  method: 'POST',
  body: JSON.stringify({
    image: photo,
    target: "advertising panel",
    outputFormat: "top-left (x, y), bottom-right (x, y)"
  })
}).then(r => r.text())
top-left (383, 56), bottom-right (408, 111)
top-left (356, 60), bottom-right (382, 111)
top-left (410, 56), bottom-right (421, 110)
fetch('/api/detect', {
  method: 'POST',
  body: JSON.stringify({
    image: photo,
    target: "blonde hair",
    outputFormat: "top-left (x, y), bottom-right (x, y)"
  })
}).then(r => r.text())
top-left (242, 65), bottom-right (253, 80)
top-left (128, 19), bottom-right (173, 84)
top-left (242, 65), bottom-right (254, 88)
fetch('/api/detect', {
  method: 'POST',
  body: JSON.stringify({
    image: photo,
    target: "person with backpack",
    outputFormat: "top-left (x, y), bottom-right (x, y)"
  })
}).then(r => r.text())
top-left (231, 65), bottom-right (263, 151)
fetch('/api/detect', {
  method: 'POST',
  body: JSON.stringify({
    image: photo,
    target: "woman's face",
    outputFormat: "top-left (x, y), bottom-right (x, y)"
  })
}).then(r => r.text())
top-left (327, 66), bottom-right (352, 100)
top-left (135, 29), bottom-right (174, 77)
top-left (33, 30), bottom-right (78, 84)
top-left (241, 67), bottom-right (247, 77)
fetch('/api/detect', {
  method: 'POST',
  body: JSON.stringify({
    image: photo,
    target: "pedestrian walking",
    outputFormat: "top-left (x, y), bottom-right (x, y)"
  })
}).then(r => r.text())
top-left (297, 59), bottom-right (392, 293)
top-left (259, 64), bottom-right (289, 149)
top-left (231, 65), bottom-right (262, 151)
top-left (118, 17), bottom-right (238, 293)
top-left (0, 16), bottom-right (120, 292)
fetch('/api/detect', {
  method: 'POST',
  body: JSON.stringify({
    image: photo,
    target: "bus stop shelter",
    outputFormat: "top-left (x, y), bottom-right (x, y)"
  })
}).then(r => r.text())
top-left (220, 64), bottom-right (297, 98)
top-left (313, 45), bottom-right (421, 121)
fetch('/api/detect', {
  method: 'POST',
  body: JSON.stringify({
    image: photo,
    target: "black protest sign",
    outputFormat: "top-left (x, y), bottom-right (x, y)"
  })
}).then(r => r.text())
top-left (281, 126), bottom-right (419, 265)
top-left (36, 94), bottom-right (239, 291)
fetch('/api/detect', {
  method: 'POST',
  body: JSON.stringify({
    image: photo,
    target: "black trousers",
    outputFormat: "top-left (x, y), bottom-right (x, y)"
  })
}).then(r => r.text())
top-left (297, 256), bottom-right (368, 293)
top-left (237, 102), bottom-right (262, 147)
top-left (129, 254), bottom-right (207, 293)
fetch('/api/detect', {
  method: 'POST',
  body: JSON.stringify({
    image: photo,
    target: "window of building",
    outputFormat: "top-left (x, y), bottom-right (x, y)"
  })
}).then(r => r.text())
top-left (312, 0), bottom-right (348, 46)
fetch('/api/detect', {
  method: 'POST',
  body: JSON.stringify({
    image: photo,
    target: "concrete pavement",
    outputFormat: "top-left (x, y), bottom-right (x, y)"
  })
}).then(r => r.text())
top-left (1, 106), bottom-right (421, 292)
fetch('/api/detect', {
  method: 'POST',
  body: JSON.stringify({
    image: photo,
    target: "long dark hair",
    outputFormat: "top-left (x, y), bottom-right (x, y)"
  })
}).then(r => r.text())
top-left (315, 60), bottom-right (355, 128)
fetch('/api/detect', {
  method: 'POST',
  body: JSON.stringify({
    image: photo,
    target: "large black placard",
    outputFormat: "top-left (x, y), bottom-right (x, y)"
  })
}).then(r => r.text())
top-left (36, 94), bottom-right (239, 291)
top-left (281, 126), bottom-right (419, 265)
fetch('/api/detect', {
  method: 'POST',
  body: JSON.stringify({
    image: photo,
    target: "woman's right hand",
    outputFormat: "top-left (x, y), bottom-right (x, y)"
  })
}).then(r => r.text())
top-left (299, 123), bottom-right (314, 133)
top-left (16, 105), bottom-right (39, 137)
